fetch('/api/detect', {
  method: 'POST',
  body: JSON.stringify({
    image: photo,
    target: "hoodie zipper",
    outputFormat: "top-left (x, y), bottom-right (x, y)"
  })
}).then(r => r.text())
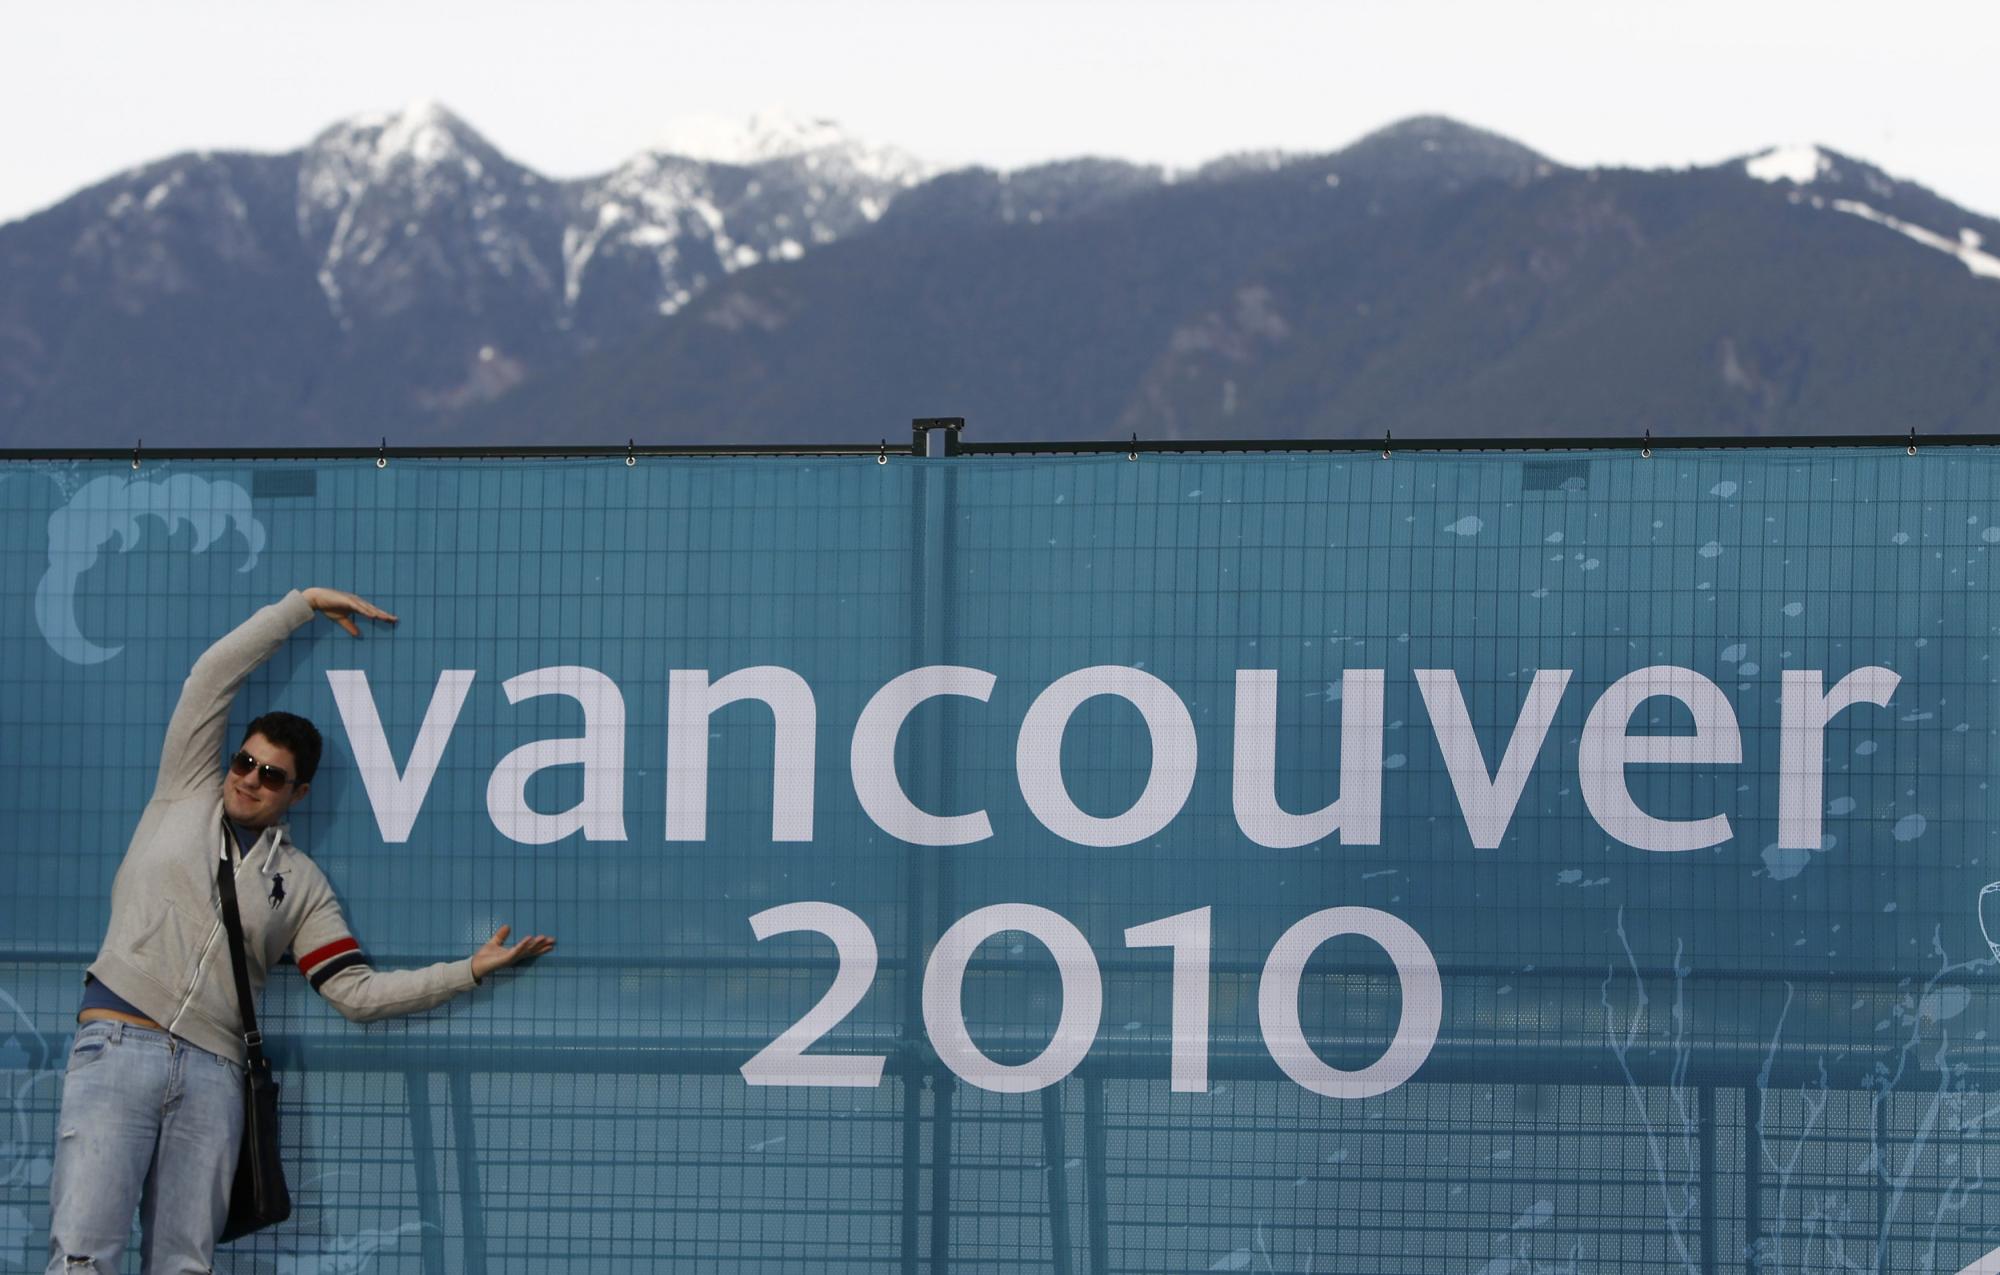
top-left (164, 825), bottom-right (260, 1040)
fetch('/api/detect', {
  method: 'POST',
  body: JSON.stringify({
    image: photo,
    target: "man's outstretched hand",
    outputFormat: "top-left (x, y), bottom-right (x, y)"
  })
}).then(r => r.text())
top-left (302, 587), bottom-right (398, 637)
top-left (471, 925), bottom-right (557, 981)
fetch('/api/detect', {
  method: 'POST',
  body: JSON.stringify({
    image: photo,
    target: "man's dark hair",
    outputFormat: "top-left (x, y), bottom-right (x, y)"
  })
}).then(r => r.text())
top-left (243, 711), bottom-right (323, 786)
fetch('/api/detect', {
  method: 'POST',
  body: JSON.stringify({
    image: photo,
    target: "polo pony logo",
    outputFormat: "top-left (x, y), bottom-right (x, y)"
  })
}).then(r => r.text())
top-left (269, 874), bottom-right (286, 909)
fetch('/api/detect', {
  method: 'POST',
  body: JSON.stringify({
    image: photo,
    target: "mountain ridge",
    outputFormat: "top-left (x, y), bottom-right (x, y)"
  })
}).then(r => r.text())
top-left (2, 108), bottom-right (1993, 445)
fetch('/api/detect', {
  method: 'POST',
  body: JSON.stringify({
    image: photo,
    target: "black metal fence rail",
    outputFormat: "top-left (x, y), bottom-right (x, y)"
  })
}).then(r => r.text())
top-left (1, 421), bottom-right (1997, 464)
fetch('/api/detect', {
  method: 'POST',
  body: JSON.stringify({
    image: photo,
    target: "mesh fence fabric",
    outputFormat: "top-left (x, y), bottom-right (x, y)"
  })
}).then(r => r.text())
top-left (0, 449), bottom-right (1995, 1273)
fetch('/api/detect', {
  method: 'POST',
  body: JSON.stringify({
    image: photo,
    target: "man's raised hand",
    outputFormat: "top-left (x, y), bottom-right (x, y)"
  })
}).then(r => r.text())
top-left (302, 588), bottom-right (398, 637)
top-left (471, 925), bottom-right (557, 981)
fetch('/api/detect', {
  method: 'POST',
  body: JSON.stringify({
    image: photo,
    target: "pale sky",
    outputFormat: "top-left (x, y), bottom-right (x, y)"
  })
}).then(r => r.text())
top-left (5, 0), bottom-right (1995, 225)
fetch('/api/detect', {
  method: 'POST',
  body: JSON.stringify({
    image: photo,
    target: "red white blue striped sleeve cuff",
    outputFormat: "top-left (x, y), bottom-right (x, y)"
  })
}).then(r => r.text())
top-left (297, 937), bottom-right (369, 991)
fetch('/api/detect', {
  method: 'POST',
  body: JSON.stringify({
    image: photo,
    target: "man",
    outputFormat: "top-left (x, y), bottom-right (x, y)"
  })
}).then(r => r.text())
top-left (47, 587), bottom-right (555, 1273)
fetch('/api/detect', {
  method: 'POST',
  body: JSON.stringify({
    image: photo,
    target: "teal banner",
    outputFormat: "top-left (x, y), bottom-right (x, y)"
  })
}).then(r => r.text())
top-left (1, 450), bottom-right (1995, 1272)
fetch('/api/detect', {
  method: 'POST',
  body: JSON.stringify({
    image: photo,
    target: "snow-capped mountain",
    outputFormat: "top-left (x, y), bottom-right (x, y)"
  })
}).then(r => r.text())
top-left (0, 101), bottom-right (931, 430)
top-left (3, 111), bottom-right (1996, 445)
top-left (299, 101), bottom-right (563, 329)
top-left (567, 129), bottom-right (918, 325)
top-left (296, 101), bottom-right (932, 334)
top-left (470, 124), bottom-right (2000, 444)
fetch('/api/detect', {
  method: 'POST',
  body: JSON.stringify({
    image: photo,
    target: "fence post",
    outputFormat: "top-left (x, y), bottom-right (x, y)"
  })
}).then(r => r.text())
top-left (1699, 1084), bottom-right (1717, 1275)
top-left (404, 1070), bottom-right (446, 1275)
top-left (1744, 1085), bottom-right (1762, 1274)
top-left (449, 1070), bottom-right (489, 1275)
top-left (1084, 1076), bottom-right (1110, 1274)
top-left (933, 1072), bottom-right (956, 1275)
top-left (915, 417), bottom-right (965, 1273)
top-left (902, 1066), bottom-right (922, 1275)
top-left (1042, 1082), bottom-right (1075, 1275)
top-left (1873, 1096), bottom-right (1890, 1271)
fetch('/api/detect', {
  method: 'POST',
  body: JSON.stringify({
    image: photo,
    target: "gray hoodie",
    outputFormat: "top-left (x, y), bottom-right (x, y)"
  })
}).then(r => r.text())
top-left (86, 591), bottom-right (476, 1064)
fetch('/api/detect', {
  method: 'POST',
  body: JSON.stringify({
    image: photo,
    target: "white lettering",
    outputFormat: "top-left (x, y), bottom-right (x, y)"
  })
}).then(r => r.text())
top-left (1018, 667), bottom-right (1197, 847)
top-left (325, 669), bottom-right (475, 844)
top-left (851, 666), bottom-right (995, 846)
top-left (1779, 668), bottom-right (1899, 849)
top-left (665, 668), bottom-right (816, 842)
top-left (741, 903), bottom-right (886, 1087)
top-left (1258, 907), bottom-right (1441, 1099)
top-left (1233, 669), bottom-right (1385, 848)
top-left (1124, 907), bottom-right (1212, 1092)
top-left (485, 666), bottom-right (627, 845)
top-left (323, 660), bottom-right (1889, 856)
top-left (924, 904), bottom-right (1103, 1093)
top-left (1415, 668), bottom-right (1571, 849)
top-left (1579, 665), bottom-right (1741, 852)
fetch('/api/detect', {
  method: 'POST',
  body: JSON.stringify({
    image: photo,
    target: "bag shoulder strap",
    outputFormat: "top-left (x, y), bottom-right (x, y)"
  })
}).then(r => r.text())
top-left (215, 825), bottom-right (269, 1068)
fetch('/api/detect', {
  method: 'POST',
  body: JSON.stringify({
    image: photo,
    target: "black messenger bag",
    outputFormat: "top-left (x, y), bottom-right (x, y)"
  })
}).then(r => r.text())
top-left (215, 838), bottom-right (292, 1242)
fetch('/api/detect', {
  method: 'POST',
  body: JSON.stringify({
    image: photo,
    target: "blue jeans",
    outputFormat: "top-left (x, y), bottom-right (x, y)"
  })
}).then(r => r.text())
top-left (45, 1020), bottom-right (243, 1274)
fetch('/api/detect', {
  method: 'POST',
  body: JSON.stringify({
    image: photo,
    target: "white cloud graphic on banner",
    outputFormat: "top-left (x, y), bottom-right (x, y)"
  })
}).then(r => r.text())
top-left (36, 474), bottom-right (265, 665)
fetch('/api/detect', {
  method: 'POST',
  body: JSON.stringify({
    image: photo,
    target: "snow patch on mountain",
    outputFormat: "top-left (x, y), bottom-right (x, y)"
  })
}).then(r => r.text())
top-left (1829, 199), bottom-right (2000, 280)
top-left (565, 153), bottom-right (722, 313)
top-left (653, 108), bottom-right (928, 185)
top-left (1746, 145), bottom-right (1832, 185)
top-left (656, 109), bottom-right (845, 163)
top-left (302, 100), bottom-right (492, 216)
top-left (298, 101), bottom-right (557, 325)
top-left (380, 100), bottom-right (476, 169)
top-left (559, 126), bottom-right (923, 317)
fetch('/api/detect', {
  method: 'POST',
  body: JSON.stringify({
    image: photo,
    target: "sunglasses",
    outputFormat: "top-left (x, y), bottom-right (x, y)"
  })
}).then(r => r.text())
top-left (229, 750), bottom-right (297, 790)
